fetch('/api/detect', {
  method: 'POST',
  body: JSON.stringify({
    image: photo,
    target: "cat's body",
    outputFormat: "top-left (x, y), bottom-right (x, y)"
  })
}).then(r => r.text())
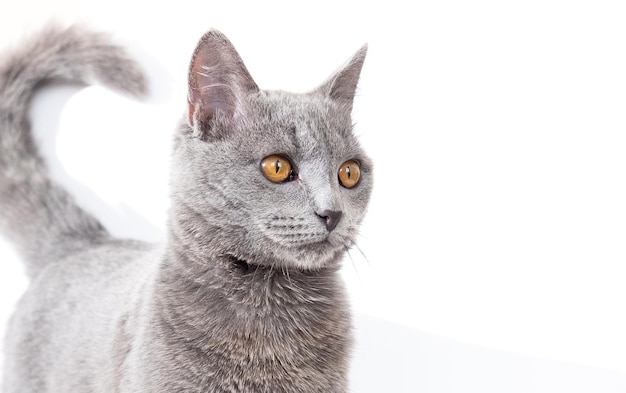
top-left (0, 26), bottom-right (370, 392)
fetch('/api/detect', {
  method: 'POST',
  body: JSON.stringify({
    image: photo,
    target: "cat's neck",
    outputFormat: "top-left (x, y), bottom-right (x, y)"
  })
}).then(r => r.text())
top-left (155, 232), bottom-right (347, 332)
top-left (152, 236), bottom-right (349, 375)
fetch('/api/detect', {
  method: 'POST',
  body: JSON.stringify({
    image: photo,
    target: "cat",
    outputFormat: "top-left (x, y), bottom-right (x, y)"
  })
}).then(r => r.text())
top-left (0, 25), bottom-right (371, 392)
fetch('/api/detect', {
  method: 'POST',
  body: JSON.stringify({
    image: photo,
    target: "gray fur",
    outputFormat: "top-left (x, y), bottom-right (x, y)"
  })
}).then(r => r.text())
top-left (1, 26), bottom-right (371, 392)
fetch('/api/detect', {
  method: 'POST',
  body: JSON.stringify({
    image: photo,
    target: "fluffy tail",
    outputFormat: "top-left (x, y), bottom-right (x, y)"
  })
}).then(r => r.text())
top-left (0, 25), bottom-right (147, 279)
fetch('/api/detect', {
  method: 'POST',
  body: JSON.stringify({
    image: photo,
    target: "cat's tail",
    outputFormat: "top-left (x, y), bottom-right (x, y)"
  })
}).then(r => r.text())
top-left (0, 25), bottom-right (147, 279)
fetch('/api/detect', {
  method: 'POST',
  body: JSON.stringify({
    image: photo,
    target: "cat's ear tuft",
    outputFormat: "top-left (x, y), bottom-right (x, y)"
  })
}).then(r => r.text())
top-left (315, 44), bottom-right (368, 114)
top-left (187, 29), bottom-right (259, 139)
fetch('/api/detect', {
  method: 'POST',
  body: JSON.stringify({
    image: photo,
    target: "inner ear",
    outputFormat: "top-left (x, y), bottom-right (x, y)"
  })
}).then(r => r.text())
top-left (187, 30), bottom-right (259, 139)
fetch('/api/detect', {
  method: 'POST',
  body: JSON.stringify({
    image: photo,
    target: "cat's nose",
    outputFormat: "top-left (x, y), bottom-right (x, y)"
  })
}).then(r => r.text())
top-left (317, 210), bottom-right (342, 232)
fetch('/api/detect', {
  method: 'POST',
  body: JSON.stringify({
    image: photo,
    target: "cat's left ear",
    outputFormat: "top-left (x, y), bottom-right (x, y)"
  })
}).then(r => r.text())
top-left (187, 29), bottom-right (259, 139)
top-left (315, 44), bottom-right (368, 114)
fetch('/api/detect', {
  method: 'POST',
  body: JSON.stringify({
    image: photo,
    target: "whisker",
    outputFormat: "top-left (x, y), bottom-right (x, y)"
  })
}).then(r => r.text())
top-left (268, 261), bottom-right (276, 277)
top-left (282, 264), bottom-right (294, 287)
top-left (345, 246), bottom-right (360, 277)
top-left (354, 243), bottom-right (371, 267)
top-left (252, 262), bottom-right (260, 282)
top-left (266, 261), bottom-right (276, 291)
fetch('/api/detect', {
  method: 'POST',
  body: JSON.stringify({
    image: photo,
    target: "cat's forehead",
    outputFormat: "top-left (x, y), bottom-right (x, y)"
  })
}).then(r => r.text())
top-left (242, 91), bottom-right (357, 161)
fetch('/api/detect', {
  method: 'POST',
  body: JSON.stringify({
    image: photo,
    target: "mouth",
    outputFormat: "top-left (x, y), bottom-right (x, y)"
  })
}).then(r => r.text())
top-left (220, 253), bottom-right (253, 272)
top-left (230, 256), bottom-right (252, 272)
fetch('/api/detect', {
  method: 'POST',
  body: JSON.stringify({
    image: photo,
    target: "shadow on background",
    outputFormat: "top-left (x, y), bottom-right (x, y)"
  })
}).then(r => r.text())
top-left (351, 313), bottom-right (625, 393)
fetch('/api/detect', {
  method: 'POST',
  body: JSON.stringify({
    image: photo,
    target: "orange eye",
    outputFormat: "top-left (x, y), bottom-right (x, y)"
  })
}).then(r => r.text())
top-left (338, 160), bottom-right (361, 188)
top-left (261, 155), bottom-right (293, 183)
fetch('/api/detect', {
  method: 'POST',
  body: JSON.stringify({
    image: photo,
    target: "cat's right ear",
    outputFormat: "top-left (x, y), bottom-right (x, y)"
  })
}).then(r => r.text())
top-left (187, 30), bottom-right (259, 140)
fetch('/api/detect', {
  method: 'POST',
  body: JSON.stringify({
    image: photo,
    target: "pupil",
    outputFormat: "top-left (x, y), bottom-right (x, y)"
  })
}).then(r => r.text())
top-left (346, 166), bottom-right (351, 178)
top-left (275, 160), bottom-right (281, 174)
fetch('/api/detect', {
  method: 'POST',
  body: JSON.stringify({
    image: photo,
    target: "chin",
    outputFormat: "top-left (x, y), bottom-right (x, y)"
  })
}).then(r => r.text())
top-left (283, 240), bottom-right (347, 271)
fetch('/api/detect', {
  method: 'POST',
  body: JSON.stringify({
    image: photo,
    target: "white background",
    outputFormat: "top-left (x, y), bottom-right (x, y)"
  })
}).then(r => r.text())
top-left (1, 0), bottom-right (626, 391)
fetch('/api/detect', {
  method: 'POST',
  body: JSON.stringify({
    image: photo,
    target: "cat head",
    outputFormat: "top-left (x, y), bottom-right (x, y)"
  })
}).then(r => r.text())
top-left (169, 30), bottom-right (371, 271)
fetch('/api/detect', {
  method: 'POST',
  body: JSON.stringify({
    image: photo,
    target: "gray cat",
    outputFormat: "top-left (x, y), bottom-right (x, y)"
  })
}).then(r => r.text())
top-left (0, 25), bottom-right (371, 392)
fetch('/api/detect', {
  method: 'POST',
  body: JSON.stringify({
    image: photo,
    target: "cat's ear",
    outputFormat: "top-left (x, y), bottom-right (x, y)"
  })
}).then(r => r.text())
top-left (187, 30), bottom-right (259, 139)
top-left (315, 44), bottom-right (368, 114)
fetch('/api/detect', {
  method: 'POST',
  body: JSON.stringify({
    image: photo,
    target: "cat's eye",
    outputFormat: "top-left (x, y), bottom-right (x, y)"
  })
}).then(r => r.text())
top-left (261, 155), bottom-right (294, 183)
top-left (338, 160), bottom-right (361, 188)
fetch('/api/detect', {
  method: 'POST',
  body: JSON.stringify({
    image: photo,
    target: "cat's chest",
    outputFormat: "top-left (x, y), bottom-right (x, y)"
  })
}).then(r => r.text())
top-left (144, 304), bottom-right (350, 392)
top-left (143, 262), bottom-right (351, 391)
